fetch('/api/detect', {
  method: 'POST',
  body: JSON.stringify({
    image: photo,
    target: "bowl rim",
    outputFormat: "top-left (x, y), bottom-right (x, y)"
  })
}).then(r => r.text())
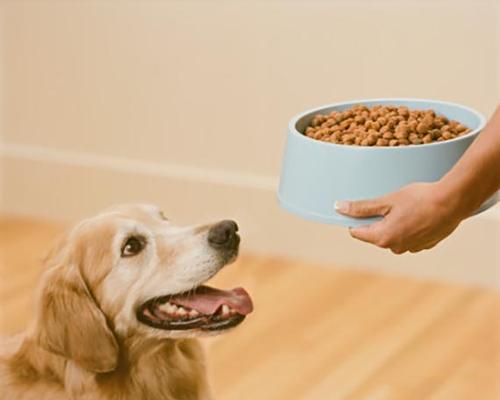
top-left (289, 97), bottom-right (487, 150)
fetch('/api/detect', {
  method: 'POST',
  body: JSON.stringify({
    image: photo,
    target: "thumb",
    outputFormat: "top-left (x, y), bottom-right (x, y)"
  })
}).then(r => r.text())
top-left (335, 197), bottom-right (391, 218)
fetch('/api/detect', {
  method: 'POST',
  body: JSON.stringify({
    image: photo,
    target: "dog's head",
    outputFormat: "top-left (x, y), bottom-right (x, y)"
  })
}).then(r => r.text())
top-left (33, 204), bottom-right (253, 373)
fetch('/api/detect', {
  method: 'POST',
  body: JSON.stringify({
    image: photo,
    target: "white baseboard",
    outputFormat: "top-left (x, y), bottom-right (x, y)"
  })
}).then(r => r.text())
top-left (1, 142), bottom-right (499, 288)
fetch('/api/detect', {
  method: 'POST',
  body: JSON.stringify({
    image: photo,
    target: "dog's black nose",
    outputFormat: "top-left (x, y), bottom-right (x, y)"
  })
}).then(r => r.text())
top-left (208, 220), bottom-right (239, 249)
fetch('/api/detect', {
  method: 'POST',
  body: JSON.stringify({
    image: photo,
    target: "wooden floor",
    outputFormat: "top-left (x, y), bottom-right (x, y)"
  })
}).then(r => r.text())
top-left (1, 217), bottom-right (499, 400)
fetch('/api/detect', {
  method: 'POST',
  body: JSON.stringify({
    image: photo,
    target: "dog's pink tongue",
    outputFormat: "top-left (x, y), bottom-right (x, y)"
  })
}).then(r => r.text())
top-left (171, 286), bottom-right (253, 315)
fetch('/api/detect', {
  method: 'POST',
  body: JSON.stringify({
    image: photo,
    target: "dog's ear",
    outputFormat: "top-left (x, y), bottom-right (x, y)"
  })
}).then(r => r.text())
top-left (35, 263), bottom-right (119, 373)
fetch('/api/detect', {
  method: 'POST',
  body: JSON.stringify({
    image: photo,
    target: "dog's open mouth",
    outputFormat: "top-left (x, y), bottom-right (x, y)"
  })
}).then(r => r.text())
top-left (137, 286), bottom-right (253, 331)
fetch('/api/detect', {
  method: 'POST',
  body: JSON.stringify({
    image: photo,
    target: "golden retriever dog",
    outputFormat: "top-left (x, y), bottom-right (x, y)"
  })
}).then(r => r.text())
top-left (0, 204), bottom-right (253, 400)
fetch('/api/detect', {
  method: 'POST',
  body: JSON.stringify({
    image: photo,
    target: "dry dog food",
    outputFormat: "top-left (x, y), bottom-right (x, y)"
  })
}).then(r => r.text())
top-left (304, 104), bottom-right (470, 146)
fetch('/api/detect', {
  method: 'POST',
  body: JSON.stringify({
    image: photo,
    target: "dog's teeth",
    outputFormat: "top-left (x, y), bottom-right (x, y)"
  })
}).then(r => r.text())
top-left (159, 302), bottom-right (172, 313)
top-left (189, 309), bottom-right (199, 317)
top-left (177, 307), bottom-right (187, 316)
top-left (170, 304), bottom-right (178, 314)
top-left (166, 304), bottom-right (177, 314)
top-left (221, 305), bottom-right (230, 316)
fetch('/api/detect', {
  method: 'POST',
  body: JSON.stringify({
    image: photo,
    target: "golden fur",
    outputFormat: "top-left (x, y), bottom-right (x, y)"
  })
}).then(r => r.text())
top-left (0, 204), bottom-right (241, 400)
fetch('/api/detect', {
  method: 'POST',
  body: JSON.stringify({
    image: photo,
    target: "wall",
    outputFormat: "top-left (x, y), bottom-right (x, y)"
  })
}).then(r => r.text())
top-left (0, 3), bottom-right (3, 208)
top-left (0, 0), bottom-right (499, 287)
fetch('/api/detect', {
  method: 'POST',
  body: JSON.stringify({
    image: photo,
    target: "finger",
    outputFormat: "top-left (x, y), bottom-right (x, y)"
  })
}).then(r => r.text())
top-left (335, 198), bottom-right (391, 218)
top-left (349, 221), bottom-right (389, 247)
top-left (409, 239), bottom-right (440, 253)
top-left (391, 246), bottom-right (407, 255)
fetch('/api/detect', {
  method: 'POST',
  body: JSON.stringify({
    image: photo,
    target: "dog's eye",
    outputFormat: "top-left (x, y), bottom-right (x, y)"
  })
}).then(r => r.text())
top-left (121, 236), bottom-right (145, 257)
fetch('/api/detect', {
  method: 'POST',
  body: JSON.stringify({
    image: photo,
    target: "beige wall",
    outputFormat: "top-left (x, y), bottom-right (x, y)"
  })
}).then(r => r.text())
top-left (0, 3), bottom-right (3, 207)
top-left (0, 0), bottom-right (499, 287)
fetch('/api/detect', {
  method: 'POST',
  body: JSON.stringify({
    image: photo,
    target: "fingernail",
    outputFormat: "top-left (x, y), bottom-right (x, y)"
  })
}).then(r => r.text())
top-left (334, 201), bottom-right (349, 212)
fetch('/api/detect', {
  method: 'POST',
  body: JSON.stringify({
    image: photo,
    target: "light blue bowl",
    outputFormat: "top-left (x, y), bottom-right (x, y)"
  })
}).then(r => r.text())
top-left (278, 98), bottom-right (497, 227)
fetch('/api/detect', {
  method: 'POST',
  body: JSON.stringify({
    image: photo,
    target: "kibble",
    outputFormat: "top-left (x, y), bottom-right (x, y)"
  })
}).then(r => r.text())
top-left (304, 104), bottom-right (470, 146)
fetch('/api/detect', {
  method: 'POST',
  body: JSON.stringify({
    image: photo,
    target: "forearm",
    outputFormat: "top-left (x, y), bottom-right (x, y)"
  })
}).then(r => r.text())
top-left (438, 105), bottom-right (500, 217)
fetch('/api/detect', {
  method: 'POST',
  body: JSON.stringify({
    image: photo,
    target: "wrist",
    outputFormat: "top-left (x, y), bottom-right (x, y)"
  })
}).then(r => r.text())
top-left (434, 172), bottom-right (484, 219)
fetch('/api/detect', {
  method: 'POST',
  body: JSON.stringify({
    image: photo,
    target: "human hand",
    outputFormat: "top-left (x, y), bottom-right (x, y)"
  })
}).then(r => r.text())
top-left (335, 182), bottom-right (465, 254)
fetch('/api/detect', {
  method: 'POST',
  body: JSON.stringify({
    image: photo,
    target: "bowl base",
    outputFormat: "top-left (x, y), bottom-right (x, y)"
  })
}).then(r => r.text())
top-left (278, 192), bottom-right (499, 228)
